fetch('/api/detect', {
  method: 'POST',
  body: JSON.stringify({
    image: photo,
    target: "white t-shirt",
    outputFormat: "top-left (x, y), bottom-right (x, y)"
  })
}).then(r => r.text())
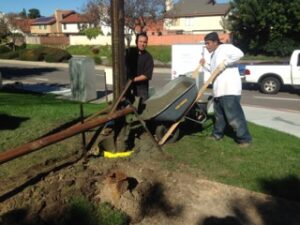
top-left (209, 44), bottom-right (244, 97)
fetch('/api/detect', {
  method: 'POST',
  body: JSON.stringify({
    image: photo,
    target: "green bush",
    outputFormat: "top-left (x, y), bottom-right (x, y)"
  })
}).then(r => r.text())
top-left (0, 45), bottom-right (11, 54)
top-left (17, 46), bottom-right (71, 62)
top-left (82, 27), bottom-right (103, 40)
top-left (93, 56), bottom-right (102, 65)
top-left (91, 46), bottom-right (100, 54)
top-left (44, 47), bottom-right (72, 62)
top-left (0, 51), bottom-right (19, 59)
top-left (18, 48), bottom-right (45, 61)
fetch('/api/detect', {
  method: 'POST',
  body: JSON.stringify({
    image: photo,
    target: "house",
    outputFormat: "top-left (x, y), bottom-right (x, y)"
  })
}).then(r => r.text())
top-left (164, 0), bottom-right (230, 34)
top-left (30, 10), bottom-right (93, 36)
top-left (60, 13), bottom-right (94, 35)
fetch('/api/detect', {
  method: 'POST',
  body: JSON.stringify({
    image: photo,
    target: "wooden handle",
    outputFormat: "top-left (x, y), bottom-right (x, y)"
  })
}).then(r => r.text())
top-left (158, 121), bottom-right (180, 145)
top-left (191, 64), bottom-right (203, 79)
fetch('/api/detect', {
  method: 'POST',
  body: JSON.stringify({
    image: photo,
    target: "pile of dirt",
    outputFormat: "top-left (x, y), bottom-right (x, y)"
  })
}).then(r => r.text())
top-left (1, 132), bottom-right (300, 225)
top-left (1, 153), bottom-right (300, 225)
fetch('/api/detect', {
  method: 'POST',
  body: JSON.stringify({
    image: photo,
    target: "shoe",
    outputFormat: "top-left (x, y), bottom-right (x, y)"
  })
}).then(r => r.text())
top-left (239, 142), bottom-right (251, 148)
top-left (207, 135), bottom-right (222, 141)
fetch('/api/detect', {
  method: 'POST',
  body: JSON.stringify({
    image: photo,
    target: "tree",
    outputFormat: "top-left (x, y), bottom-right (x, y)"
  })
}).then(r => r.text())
top-left (28, 8), bottom-right (41, 19)
top-left (83, 0), bottom-right (166, 47)
top-left (4, 13), bottom-right (23, 51)
top-left (0, 17), bottom-right (9, 43)
top-left (19, 8), bottom-right (27, 18)
top-left (227, 0), bottom-right (300, 56)
top-left (84, 0), bottom-right (103, 26)
top-left (81, 27), bottom-right (103, 40)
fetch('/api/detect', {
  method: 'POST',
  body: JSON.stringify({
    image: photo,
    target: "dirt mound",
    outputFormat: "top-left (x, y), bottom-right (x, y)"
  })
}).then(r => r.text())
top-left (1, 154), bottom-right (300, 225)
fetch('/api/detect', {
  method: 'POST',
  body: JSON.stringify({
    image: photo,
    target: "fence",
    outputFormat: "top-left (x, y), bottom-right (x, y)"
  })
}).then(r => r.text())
top-left (25, 33), bottom-right (230, 46)
top-left (25, 36), bottom-right (41, 45)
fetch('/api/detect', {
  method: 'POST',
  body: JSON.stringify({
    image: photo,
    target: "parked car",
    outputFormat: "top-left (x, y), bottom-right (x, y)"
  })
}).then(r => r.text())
top-left (241, 50), bottom-right (300, 94)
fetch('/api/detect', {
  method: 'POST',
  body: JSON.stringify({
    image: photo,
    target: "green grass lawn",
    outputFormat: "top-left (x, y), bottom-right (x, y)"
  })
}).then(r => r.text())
top-left (21, 44), bottom-right (285, 66)
top-left (0, 89), bottom-right (105, 177)
top-left (1, 90), bottom-right (299, 202)
top-left (164, 118), bottom-right (300, 201)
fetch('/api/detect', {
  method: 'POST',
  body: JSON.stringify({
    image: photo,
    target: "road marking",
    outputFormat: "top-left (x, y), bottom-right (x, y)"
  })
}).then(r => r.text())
top-left (34, 78), bottom-right (49, 81)
top-left (253, 96), bottom-right (300, 101)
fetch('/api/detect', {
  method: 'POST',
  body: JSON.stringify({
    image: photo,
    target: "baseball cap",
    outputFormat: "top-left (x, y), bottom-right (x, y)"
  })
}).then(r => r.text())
top-left (204, 32), bottom-right (221, 43)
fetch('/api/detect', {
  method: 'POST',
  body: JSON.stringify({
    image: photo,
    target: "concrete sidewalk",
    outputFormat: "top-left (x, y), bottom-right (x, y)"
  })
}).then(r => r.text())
top-left (243, 105), bottom-right (300, 138)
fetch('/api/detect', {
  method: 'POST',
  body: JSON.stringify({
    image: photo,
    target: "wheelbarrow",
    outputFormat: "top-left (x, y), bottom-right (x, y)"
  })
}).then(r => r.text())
top-left (139, 76), bottom-right (213, 143)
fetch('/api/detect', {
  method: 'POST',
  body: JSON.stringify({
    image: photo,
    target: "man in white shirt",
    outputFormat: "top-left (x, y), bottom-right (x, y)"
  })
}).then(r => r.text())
top-left (200, 32), bottom-right (252, 147)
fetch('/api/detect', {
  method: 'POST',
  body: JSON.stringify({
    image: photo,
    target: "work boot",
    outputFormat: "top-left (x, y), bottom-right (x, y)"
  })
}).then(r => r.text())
top-left (207, 135), bottom-right (223, 141)
top-left (238, 142), bottom-right (251, 148)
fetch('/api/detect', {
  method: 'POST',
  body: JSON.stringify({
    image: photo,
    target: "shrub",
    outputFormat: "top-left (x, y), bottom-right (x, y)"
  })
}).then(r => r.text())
top-left (18, 48), bottom-right (45, 61)
top-left (0, 51), bottom-right (19, 59)
top-left (0, 45), bottom-right (11, 54)
top-left (44, 48), bottom-right (72, 62)
top-left (82, 27), bottom-right (103, 40)
top-left (17, 46), bottom-right (71, 62)
top-left (93, 56), bottom-right (102, 65)
top-left (91, 46), bottom-right (100, 54)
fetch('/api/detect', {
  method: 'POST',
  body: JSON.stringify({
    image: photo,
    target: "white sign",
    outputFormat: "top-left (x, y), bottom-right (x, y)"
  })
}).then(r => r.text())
top-left (171, 44), bottom-right (211, 83)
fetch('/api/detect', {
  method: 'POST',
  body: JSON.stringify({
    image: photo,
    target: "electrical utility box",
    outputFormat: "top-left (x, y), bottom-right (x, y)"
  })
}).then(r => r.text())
top-left (69, 56), bottom-right (97, 102)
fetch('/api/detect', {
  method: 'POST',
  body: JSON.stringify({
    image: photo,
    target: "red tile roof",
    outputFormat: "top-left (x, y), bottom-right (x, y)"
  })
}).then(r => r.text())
top-left (60, 13), bottom-right (89, 23)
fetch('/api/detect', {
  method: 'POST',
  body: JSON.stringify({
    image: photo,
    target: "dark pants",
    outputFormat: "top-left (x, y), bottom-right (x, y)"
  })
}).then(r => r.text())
top-left (213, 95), bottom-right (252, 143)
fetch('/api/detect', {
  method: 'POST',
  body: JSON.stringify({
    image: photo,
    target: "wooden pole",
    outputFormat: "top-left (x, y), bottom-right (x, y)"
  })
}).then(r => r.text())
top-left (111, 0), bottom-right (126, 101)
top-left (0, 107), bottom-right (134, 165)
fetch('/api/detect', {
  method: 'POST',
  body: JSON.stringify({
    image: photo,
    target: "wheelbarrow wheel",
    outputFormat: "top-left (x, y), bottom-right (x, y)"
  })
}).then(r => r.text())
top-left (155, 124), bottom-right (180, 143)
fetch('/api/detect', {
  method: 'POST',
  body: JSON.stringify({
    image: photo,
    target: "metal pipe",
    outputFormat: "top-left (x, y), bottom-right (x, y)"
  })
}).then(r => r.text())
top-left (0, 107), bottom-right (134, 165)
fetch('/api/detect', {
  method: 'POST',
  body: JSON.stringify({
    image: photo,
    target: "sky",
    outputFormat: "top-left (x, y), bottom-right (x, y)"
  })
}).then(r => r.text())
top-left (0, 0), bottom-right (87, 17)
top-left (0, 0), bottom-right (230, 17)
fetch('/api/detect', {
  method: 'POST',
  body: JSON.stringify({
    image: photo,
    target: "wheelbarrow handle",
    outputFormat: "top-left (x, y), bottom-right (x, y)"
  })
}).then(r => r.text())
top-left (158, 121), bottom-right (180, 146)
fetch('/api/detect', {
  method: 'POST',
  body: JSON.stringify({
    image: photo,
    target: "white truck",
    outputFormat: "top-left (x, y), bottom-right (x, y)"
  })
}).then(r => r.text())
top-left (243, 50), bottom-right (300, 94)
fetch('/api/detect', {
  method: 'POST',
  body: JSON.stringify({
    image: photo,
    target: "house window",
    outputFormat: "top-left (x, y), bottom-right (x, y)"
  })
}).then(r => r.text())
top-left (77, 23), bottom-right (81, 30)
top-left (39, 25), bottom-right (42, 29)
top-left (185, 18), bottom-right (192, 26)
top-left (44, 25), bottom-right (46, 29)
top-left (63, 24), bottom-right (66, 30)
top-left (171, 18), bottom-right (180, 26)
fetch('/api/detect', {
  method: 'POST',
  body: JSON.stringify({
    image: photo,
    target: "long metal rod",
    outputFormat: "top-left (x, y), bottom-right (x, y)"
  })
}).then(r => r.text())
top-left (0, 107), bottom-right (134, 165)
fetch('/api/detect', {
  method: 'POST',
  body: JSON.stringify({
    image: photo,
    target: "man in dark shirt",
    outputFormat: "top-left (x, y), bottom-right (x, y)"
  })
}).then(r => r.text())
top-left (126, 32), bottom-right (154, 103)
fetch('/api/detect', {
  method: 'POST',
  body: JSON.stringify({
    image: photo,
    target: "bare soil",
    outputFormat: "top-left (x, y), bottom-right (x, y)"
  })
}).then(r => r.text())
top-left (1, 135), bottom-right (300, 225)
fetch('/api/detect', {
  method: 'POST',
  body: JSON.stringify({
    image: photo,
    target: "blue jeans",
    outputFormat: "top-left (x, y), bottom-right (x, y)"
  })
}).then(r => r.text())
top-left (213, 95), bottom-right (252, 143)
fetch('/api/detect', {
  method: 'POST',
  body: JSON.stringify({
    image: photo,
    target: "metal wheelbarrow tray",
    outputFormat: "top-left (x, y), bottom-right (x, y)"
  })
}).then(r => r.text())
top-left (141, 76), bottom-right (198, 122)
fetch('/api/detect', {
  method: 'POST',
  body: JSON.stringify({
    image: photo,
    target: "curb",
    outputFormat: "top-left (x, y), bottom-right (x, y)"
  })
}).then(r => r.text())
top-left (0, 59), bottom-right (171, 73)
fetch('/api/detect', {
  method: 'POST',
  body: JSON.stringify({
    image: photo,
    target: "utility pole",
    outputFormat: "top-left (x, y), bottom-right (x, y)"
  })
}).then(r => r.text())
top-left (111, 0), bottom-right (126, 101)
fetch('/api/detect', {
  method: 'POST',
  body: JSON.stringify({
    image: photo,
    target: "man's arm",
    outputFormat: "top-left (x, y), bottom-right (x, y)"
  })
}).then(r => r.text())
top-left (133, 74), bottom-right (148, 82)
top-left (224, 44), bottom-right (244, 66)
top-left (134, 53), bottom-right (154, 82)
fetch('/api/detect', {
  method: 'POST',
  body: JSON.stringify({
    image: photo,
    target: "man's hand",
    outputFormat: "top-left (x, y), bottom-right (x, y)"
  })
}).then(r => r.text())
top-left (199, 58), bottom-right (206, 66)
top-left (218, 60), bottom-right (227, 71)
